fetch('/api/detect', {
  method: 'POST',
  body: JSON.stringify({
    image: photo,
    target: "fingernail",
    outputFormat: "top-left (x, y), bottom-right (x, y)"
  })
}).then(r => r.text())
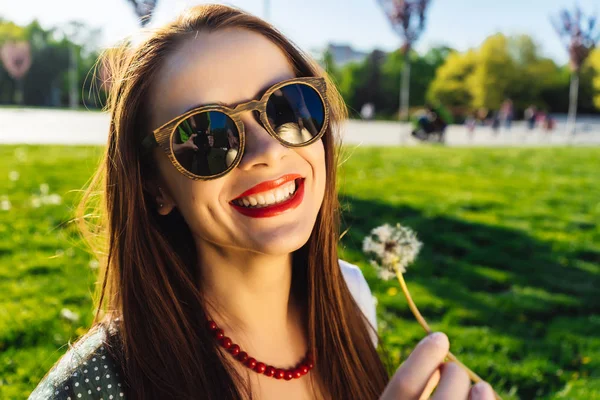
top-left (426, 332), bottom-right (448, 346)
top-left (471, 382), bottom-right (492, 399)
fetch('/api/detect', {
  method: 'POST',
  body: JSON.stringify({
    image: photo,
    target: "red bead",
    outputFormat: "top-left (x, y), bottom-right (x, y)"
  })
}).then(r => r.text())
top-left (214, 329), bottom-right (224, 339)
top-left (265, 366), bottom-right (276, 377)
top-left (207, 320), bottom-right (217, 330)
top-left (219, 337), bottom-right (232, 349)
top-left (292, 369), bottom-right (302, 379)
top-left (246, 358), bottom-right (257, 369)
top-left (228, 344), bottom-right (240, 356)
top-left (237, 351), bottom-right (248, 362)
top-left (300, 365), bottom-right (309, 375)
top-left (307, 362), bottom-right (314, 369)
top-left (254, 362), bottom-right (266, 374)
top-left (284, 371), bottom-right (294, 380)
top-left (275, 369), bottom-right (285, 379)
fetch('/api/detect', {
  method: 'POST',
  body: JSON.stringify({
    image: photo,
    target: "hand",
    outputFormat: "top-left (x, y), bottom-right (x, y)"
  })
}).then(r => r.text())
top-left (183, 133), bottom-right (199, 151)
top-left (379, 332), bottom-right (495, 400)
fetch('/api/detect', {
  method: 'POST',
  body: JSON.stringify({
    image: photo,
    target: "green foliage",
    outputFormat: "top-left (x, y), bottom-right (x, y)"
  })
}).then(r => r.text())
top-left (338, 47), bottom-right (450, 118)
top-left (591, 49), bottom-right (600, 110)
top-left (468, 34), bottom-right (516, 110)
top-left (427, 33), bottom-right (599, 114)
top-left (426, 50), bottom-right (476, 107)
top-left (1, 145), bottom-right (599, 399)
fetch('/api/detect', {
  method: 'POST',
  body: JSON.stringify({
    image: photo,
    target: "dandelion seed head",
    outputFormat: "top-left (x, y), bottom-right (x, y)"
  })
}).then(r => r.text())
top-left (363, 223), bottom-right (422, 278)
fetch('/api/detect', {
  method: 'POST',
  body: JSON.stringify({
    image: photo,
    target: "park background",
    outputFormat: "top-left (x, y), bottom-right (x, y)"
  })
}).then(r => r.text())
top-left (1, 0), bottom-right (599, 399)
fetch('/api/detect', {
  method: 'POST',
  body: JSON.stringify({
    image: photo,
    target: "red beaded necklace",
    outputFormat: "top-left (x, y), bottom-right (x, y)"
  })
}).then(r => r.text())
top-left (207, 319), bottom-right (314, 380)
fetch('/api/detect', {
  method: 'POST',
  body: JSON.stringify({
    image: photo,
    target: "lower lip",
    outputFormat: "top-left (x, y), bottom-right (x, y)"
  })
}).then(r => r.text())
top-left (230, 179), bottom-right (305, 218)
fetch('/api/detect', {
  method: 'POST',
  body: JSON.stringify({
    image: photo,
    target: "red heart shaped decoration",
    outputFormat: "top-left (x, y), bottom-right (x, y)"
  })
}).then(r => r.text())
top-left (1, 41), bottom-right (32, 79)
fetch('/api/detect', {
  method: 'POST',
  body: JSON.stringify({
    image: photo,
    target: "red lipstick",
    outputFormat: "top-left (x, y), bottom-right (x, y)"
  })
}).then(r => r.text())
top-left (230, 175), bottom-right (305, 218)
top-left (232, 174), bottom-right (302, 200)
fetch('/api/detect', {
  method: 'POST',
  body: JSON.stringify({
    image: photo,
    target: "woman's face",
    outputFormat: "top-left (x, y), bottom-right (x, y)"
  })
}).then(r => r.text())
top-left (149, 29), bottom-right (327, 256)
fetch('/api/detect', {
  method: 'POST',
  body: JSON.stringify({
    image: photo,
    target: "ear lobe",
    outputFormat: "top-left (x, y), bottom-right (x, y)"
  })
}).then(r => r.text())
top-left (156, 186), bottom-right (176, 215)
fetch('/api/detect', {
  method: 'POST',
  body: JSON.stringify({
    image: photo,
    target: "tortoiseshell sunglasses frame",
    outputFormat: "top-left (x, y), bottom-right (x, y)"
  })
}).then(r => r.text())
top-left (142, 77), bottom-right (330, 180)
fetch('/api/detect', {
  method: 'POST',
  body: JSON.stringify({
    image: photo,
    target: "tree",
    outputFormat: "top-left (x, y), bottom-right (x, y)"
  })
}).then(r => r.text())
top-left (382, 46), bottom-right (451, 115)
top-left (589, 49), bottom-right (600, 109)
top-left (427, 50), bottom-right (476, 108)
top-left (377, 0), bottom-right (431, 119)
top-left (551, 6), bottom-right (600, 133)
top-left (467, 34), bottom-right (516, 110)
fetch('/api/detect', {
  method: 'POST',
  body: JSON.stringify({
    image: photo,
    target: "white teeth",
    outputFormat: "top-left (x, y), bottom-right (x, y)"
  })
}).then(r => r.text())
top-left (235, 179), bottom-right (300, 208)
top-left (275, 189), bottom-right (285, 201)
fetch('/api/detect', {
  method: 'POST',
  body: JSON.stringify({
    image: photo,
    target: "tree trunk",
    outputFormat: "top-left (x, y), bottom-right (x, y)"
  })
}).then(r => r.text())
top-left (400, 52), bottom-right (411, 120)
top-left (69, 44), bottom-right (79, 109)
top-left (567, 71), bottom-right (579, 135)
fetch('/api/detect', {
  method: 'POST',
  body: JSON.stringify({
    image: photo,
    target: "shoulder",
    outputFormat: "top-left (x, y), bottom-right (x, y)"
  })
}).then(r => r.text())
top-left (339, 259), bottom-right (378, 347)
top-left (29, 325), bottom-right (126, 400)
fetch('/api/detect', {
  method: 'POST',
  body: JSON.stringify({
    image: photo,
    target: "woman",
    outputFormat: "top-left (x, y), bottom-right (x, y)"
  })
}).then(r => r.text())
top-left (30, 5), bottom-right (494, 400)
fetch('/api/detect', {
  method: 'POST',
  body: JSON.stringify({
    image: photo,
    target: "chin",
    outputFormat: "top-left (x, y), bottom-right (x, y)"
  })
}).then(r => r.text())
top-left (249, 221), bottom-right (315, 256)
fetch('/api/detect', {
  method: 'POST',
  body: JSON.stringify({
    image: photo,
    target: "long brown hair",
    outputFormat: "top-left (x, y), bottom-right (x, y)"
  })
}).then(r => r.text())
top-left (76, 4), bottom-right (389, 399)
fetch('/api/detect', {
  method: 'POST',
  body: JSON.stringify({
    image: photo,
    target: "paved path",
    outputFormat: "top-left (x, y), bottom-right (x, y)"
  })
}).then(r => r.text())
top-left (2, 108), bottom-right (599, 146)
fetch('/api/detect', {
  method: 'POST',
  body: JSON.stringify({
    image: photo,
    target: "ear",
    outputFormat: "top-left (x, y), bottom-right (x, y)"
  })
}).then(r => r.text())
top-left (155, 185), bottom-right (176, 215)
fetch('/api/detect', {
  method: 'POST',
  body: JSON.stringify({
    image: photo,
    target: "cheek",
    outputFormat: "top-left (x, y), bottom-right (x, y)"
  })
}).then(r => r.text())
top-left (154, 152), bottom-right (227, 233)
top-left (298, 139), bottom-right (327, 202)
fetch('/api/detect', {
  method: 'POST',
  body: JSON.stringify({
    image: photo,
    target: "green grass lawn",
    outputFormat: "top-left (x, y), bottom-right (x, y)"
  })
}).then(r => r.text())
top-left (1, 145), bottom-right (599, 399)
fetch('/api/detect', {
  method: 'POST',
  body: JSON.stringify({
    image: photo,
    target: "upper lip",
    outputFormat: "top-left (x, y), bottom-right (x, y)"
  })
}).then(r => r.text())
top-left (231, 174), bottom-right (302, 201)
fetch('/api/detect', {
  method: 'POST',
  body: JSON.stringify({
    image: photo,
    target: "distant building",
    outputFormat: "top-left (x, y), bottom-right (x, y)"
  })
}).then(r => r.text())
top-left (312, 43), bottom-right (370, 67)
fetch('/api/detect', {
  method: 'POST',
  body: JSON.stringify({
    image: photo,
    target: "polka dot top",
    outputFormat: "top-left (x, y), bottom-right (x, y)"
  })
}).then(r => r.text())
top-left (28, 324), bottom-right (127, 400)
top-left (29, 260), bottom-right (377, 399)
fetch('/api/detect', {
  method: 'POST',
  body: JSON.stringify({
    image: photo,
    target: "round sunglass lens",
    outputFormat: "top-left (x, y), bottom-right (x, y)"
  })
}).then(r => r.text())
top-left (266, 83), bottom-right (325, 145)
top-left (171, 111), bottom-right (240, 177)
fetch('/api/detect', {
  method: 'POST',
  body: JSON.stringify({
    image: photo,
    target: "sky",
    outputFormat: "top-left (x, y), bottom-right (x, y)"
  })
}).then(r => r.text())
top-left (1, 0), bottom-right (598, 65)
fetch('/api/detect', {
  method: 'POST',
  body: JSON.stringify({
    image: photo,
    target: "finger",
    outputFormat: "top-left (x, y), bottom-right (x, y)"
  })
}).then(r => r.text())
top-left (419, 368), bottom-right (441, 400)
top-left (191, 133), bottom-right (197, 138)
top-left (469, 382), bottom-right (495, 400)
top-left (431, 362), bottom-right (470, 400)
top-left (380, 332), bottom-right (450, 400)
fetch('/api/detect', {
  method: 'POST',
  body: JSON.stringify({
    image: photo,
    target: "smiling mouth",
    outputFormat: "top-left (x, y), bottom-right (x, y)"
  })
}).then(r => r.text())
top-left (232, 178), bottom-right (301, 208)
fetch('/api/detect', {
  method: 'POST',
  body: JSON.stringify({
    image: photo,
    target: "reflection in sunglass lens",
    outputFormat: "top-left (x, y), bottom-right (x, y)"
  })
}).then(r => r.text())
top-left (266, 83), bottom-right (325, 145)
top-left (171, 111), bottom-right (240, 176)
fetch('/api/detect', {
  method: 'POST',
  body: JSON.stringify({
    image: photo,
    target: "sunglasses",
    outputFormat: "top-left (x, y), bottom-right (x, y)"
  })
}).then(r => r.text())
top-left (142, 77), bottom-right (330, 180)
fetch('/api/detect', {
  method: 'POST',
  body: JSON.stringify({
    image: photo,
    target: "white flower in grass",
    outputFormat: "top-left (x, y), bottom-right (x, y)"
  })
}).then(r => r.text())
top-left (9, 171), bottom-right (19, 181)
top-left (40, 183), bottom-right (49, 195)
top-left (362, 223), bottom-right (423, 279)
top-left (60, 308), bottom-right (80, 322)
top-left (14, 147), bottom-right (27, 162)
top-left (46, 194), bottom-right (62, 205)
top-left (89, 259), bottom-right (100, 269)
top-left (31, 197), bottom-right (42, 208)
top-left (1, 196), bottom-right (11, 211)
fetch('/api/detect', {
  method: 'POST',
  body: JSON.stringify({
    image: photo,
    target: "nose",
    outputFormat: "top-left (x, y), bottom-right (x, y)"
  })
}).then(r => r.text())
top-left (236, 112), bottom-right (289, 171)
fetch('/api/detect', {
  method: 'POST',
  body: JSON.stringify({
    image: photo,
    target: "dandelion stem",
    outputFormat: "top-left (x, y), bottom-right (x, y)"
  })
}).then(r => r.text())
top-left (395, 271), bottom-right (503, 400)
